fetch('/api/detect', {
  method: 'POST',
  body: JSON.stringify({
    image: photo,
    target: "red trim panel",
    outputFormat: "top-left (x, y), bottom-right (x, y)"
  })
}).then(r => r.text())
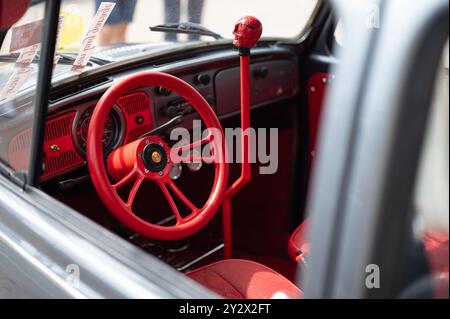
top-left (41, 112), bottom-right (84, 179)
top-left (288, 218), bottom-right (310, 262)
top-left (423, 232), bottom-right (449, 299)
top-left (307, 73), bottom-right (334, 168)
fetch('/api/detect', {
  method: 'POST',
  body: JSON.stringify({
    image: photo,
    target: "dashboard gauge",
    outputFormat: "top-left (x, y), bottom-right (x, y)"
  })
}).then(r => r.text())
top-left (73, 105), bottom-right (123, 157)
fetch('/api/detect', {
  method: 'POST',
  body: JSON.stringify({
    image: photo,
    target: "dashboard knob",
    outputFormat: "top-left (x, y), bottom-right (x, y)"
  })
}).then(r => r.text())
top-left (135, 115), bottom-right (144, 125)
top-left (194, 73), bottom-right (211, 86)
top-left (253, 66), bottom-right (268, 78)
top-left (165, 105), bottom-right (179, 118)
top-left (156, 86), bottom-right (172, 96)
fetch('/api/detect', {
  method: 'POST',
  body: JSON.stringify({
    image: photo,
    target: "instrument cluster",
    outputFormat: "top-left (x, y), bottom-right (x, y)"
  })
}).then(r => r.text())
top-left (72, 105), bottom-right (125, 157)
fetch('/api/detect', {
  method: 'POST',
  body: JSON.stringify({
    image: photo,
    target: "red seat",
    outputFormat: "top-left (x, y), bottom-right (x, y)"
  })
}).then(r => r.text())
top-left (0, 0), bottom-right (30, 30)
top-left (187, 259), bottom-right (302, 299)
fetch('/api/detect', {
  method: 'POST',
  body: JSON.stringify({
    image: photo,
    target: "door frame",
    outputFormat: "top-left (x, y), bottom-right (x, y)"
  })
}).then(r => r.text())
top-left (303, 0), bottom-right (449, 298)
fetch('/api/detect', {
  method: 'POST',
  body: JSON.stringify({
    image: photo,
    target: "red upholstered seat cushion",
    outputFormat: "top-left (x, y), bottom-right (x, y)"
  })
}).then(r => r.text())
top-left (0, 0), bottom-right (30, 30)
top-left (187, 259), bottom-right (302, 299)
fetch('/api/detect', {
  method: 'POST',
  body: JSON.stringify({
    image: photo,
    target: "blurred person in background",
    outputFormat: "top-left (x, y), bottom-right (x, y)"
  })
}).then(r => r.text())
top-left (95, 0), bottom-right (137, 45)
top-left (164, 0), bottom-right (205, 41)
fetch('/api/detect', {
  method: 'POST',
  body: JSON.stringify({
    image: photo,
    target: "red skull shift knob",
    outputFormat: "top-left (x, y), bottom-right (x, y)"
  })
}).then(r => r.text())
top-left (233, 16), bottom-right (262, 51)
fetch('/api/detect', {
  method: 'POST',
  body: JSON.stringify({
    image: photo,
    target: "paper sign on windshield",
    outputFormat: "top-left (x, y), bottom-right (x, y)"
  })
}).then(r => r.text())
top-left (71, 2), bottom-right (116, 73)
top-left (0, 17), bottom-right (65, 101)
top-left (53, 16), bottom-right (66, 66)
top-left (0, 46), bottom-right (37, 100)
top-left (15, 44), bottom-right (40, 67)
top-left (0, 67), bottom-right (33, 100)
top-left (9, 19), bottom-right (43, 52)
top-left (0, 44), bottom-right (39, 100)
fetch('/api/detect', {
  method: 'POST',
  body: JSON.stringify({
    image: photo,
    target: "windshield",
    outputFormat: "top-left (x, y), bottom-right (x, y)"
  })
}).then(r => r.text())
top-left (0, 0), bottom-right (319, 174)
top-left (1, 0), bottom-right (319, 87)
top-left (2, 0), bottom-right (319, 51)
top-left (0, 3), bottom-right (46, 175)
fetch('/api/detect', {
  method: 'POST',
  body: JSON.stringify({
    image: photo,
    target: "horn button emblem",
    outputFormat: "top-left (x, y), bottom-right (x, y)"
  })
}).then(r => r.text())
top-left (152, 151), bottom-right (162, 163)
top-left (142, 143), bottom-right (168, 172)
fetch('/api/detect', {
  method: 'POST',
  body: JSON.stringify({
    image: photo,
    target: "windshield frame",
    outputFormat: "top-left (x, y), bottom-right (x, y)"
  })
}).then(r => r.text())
top-left (0, 0), bottom-right (61, 184)
top-left (27, 0), bottom-right (61, 186)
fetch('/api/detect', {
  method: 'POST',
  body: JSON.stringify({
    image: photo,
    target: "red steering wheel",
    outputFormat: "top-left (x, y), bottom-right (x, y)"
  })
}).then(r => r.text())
top-left (87, 72), bottom-right (229, 240)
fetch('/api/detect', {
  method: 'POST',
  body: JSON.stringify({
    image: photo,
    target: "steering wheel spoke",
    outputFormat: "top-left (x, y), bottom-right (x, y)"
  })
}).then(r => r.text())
top-left (157, 180), bottom-right (199, 225)
top-left (171, 133), bottom-right (214, 155)
top-left (175, 154), bottom-right (215, 163)
top-left (126, 174), bottom-right (145, 208)
top-left (112, 167), bottom-right (138, 190)
top-left (158, 181), bottom-right (184, 224)
top-left (167, 181), bottom-right (198, 213)
top-left (171, 133), bottom-right (216, 164)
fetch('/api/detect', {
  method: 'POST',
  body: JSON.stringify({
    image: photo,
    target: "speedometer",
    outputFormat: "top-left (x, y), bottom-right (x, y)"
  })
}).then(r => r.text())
top-left (73, 105), bottom-right (123, 157)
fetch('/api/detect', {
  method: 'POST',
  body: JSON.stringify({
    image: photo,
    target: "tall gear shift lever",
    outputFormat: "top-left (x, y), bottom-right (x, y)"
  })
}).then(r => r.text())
top-left (222, 16), bottom-right (262, 259)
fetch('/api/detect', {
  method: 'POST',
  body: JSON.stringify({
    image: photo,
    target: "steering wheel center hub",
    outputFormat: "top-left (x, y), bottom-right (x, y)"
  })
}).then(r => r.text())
top-left (142, 142), bottom-right (168, 172)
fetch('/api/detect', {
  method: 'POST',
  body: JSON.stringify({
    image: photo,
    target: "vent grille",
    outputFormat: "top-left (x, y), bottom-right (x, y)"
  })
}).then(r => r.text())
top-left (44, 113), bottom-right (73, 141)
top-left (125, 125), bottom-right (152, 143)
top-left (42, 150), bottom-right (83, 177)
top-left (49, 77), bottom-right (112, 102)
top-left (41, 112), bottom-right (83, 179)
top-left (118, 92), bottom-right (150, 115)
top-left (120, 91), bottom-right (153, 144)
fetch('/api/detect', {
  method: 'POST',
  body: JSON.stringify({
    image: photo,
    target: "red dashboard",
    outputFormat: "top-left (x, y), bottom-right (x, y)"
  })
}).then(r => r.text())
top-left (6, 54), bottom-right (299, 183)
top-left (8, 91), bottom-right (153, 181)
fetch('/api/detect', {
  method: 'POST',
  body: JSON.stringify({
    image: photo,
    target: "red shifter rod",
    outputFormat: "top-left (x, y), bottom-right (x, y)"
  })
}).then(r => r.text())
top-left (223, 16), bottom-right (262, 259)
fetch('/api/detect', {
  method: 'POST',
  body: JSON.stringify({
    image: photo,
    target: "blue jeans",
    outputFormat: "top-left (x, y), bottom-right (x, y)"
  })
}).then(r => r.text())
top-left (95, 0), bottom-right (137, 25)
top-left (164, 0), bottom-right (204, 41)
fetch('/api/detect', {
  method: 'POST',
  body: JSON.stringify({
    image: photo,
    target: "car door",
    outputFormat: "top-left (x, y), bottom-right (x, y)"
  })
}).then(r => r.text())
top-left (302, 0), bottom-right (448, 298)
top-left (0, 0), bottom-right (212, 298)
